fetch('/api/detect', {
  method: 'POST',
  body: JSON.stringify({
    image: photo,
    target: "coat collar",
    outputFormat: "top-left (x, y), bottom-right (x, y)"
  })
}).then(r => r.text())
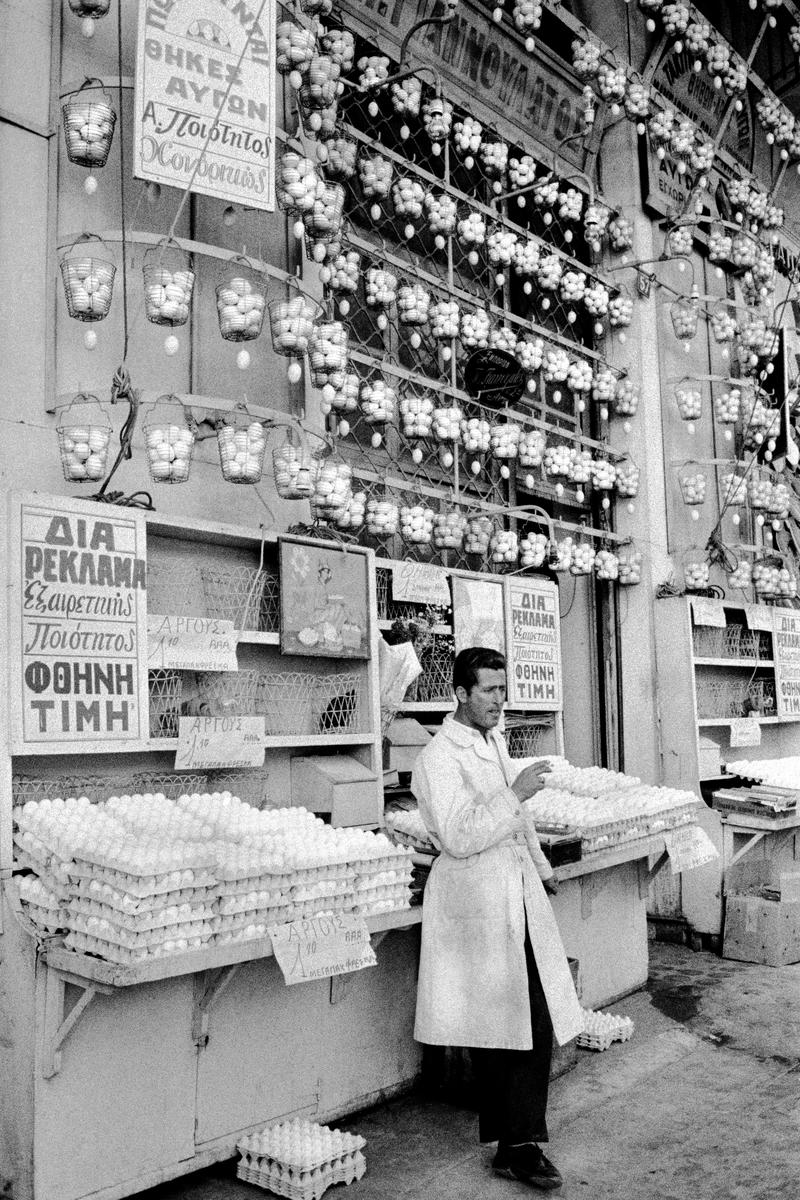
top-left (441, 714), bottom-right (504, 760)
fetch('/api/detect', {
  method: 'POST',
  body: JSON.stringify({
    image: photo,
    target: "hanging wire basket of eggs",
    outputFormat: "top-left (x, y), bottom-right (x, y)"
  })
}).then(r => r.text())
top-left (142, 394), bottom-right (196, 484)
top-left (277, 150), bottom-right (321, 233)
top-left (464, 515), bottom-right (494, 558)
top-left (142, 238), bottom-right (195, 327)
top-left (215, 255), bottom-right (267, 342)
top-left (59, 232), bottom-right (116, 321)
top-left (315, 239), bottom-right (361, 315)
top-left (275, 19), bottom-right (316, 86)
top-left (216, 401), bottom-right (268, 484)
top-left (308, 315), bottom-right (349, 393)
top-left (301, 181), bottom-right (346, 246)
top-left (677, 460), bottom-right (708, 511)
top-left (272, 425), bottom-right (315, 499)
top-left (618, 541), bottom-right (643, 586)
top-left (62, 77), bottom-right (116, 168)
top-left (433, 510), bottom-right (467, 552)
top-left (670, 293), bottom-right (699, 344)
top-left (682, 546), bottom-right (711, 593)
top-left (56, 391), bottom-right (112, 483)
top-left (319, 127), bottom-right (359, 182)
top-left (267, 278), bottom-right (319, 383)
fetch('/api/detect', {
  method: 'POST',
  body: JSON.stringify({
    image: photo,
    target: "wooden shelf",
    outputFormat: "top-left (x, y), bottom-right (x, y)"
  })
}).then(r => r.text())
top-left (42, 907), bottom-right (422, 988)
top-left (148, 733), bottom-right (378, 751)
top-left (555, 833), bottom-right (672, 881)
top-left (396, 702), bottom-right (454, 713)
top-left (694, 658), bottom-right (774, 668)
top-left (378, 621), bottom-right (452, 635)
top-left (697, 716), bottom-right (781, 727)
top-left (236, 631), bottom-right (280, 645)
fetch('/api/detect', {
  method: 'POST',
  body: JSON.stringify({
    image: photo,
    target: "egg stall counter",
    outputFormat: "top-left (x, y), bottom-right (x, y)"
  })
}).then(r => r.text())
top-left (388, 757), bottom-right (707, 1009)
top-left (0, 496), bottom-right (424, 1200)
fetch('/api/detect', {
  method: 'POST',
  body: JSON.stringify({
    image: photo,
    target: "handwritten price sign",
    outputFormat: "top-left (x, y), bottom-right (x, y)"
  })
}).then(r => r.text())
top-left (175, 715), bottom-right (265, 769)
top-left (664, 824), bottom-right (719, 874)
top-left (148, 614), bottom-right (238, 672)
top-left (269, 913), bottom-right (376, 985)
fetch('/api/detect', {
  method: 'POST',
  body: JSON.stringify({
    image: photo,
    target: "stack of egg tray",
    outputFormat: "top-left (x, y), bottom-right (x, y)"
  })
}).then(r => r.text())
top-left (16, 875), bottom-right (69, 933)
top-left (580, 802), bottom-right (698, 855)
top-left (64, 856), bottom-right (217, 964)
top-left (577, 1007), bottom-right (635, 1052)
top-left (13, 828), bottom-right (72, 900)
top-left (236, 1119), bottom-right (366, 1200)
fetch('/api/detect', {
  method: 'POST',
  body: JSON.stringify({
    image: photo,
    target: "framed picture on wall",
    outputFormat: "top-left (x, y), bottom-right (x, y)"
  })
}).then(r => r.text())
top-left (279, 539), bottom-right (370, 658)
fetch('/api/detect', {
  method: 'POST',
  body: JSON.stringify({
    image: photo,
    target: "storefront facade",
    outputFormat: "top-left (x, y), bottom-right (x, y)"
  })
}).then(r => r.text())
top-left (3, 1), bottom-right (800, 1197)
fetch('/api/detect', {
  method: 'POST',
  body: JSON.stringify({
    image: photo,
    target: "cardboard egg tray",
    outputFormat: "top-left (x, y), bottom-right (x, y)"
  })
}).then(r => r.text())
top-left (13, 848), bottom-right (71, 900)
top-left (68, 897), bottom-right (216, 931)
top-left (236, 1150), bottom-right (366, 1199)
top-left (65, 928), bottom-right (212, 964)
top-left (20, 901), bottom-right (68, 934)
top-left (72, 878), bottom-right (214, 914)
top-left (13, 834), bottom-right (72, 886)
top-left (577, 1008), bottom-right (635, 1052)
top-left (67, 859), bottom-right (216, 897)
top-left (67, 910), bottom-right (215, 950)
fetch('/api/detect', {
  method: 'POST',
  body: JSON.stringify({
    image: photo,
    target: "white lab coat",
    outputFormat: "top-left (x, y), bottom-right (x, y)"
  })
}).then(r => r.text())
top-left (412, 715), bottom-right (583, 1049)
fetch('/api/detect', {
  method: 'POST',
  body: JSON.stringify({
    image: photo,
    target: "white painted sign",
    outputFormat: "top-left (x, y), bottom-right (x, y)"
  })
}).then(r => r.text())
top-left (452, 576), bottom-right (505, 655)
top-left (773, 609), bottom-right (800, 719)
top-left (269, 913), bottom-right (376, 985)
top-left (691, 598), bottom-right (726, 628)
top-left (664, 824), bottom-right (719, 874)
top-left (743, 604), bottom-right (774, 632)
top-left (10, 493), bottom-right (149, 753)
top-left (389, 559), bottom-right (451, 607)
top-left (729, 718), bottom-right (762, 748)
top-left (134, 0), bottom-right (276, 210)
top-left (175, 714), bottom-right (265, 768)
top-left (504, 577), bottom-right (562, 711)
top-left (148, 614), bottom-right (237, 671)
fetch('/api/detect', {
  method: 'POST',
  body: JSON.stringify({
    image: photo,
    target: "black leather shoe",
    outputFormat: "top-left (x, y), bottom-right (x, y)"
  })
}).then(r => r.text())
top-left (492, 1143), bottom-right (563, 1190)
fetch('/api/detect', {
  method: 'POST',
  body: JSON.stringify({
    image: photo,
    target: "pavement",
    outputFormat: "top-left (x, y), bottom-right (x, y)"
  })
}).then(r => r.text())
top-left (140, 941), bottom-right (800, 1200)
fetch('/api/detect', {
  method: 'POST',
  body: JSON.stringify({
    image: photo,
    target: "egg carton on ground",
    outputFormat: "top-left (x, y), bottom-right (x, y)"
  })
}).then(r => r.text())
top-left (237, 1151), bottom-right (367, 1199)
top-left (577, 1008), bottom-right (634, 1052)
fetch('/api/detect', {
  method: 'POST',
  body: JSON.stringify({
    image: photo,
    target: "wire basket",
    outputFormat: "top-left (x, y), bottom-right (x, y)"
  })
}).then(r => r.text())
top-left (60, 234), bottom-right (116, 321)
top-left (143, 239), bottom-right (195, 326)
top-left (12, 773), bottom-right (128, 805)
top-left (670, 296), bottom-right (699, 341)
top-left (132, 771), bottom-right (209, 799)
top-left (208, 769), bottom-right (271, 807)
top-left (692, 626), bottom-right (726, 658)
top-left (56, 391), bottom-right (112, 482)
top-left (320, 131), bottom-right (359, 180)
top-left (314, 672), bottom-right (364, 733)
top-left (201, 564), bottom-right (280, 632)
top-left (216, 406), bottom-right (268, 484)
top-left (216, 257), bottom-right (267, 342)
top-left (410, 636), bottom-right (455, 704)
top-left (268, 291), bottom-right (317, 358)
top-left (302, 182), bottom-right (345, 243)
top-left (505, 720), bottom-right (552, 759)
top-left (272, 427), bottom-right (315, 498)
top-left (149, 670), bottom-right (183, 739)
top-left (199, 670), bottom-right (264, 717)
top-left (695, 676), bottom-right (735, 720)
top-left (259, 673), bottom-right (315, 736)
top-left (308, 319), bottom-right (348, 387)
top-left (143, 394), bottom-right (195, 483)
top-left (62, 78), bottom-right (116, 167)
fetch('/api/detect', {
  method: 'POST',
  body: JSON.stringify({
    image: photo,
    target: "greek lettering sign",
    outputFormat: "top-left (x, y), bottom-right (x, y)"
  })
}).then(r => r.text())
top-left (175, 714), bottom-right (265, 768)
top-left (10, 494), bottom-right (150, 753)
top-left (342, 0), bottom-right (585, 165)
top-left (773, 609), bottom-right (800, 719)
top-left (134, 0), bottom-right (276, 210)
top-left (504, 577), bottom-right (562, 711)
top-left (148, 614), bottom-right (238, 671)
top-left (269, 913), bottom-right (377, 985)
top-left (463, 348), bottom-right (526, 408)
top-left (664, 824), bottom-right (719, 874)
top-left (389, 559), bottom-right (451, 607)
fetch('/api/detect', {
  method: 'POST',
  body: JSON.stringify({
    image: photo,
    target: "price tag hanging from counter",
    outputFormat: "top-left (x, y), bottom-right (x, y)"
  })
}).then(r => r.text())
top-left (269, 914), bottom-right (376, 985)
top-left (663, 825), bottom-right (719, 874)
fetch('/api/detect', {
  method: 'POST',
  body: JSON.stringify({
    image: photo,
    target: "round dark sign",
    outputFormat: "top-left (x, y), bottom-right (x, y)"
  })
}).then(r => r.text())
top-left (463, 347), bottom-right (526, 408)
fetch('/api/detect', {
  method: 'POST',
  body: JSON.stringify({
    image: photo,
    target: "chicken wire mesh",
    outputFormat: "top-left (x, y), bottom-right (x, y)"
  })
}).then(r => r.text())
top-left (201, 565), bottom-right (281, 632)
top-left (148, 669), bottom-right (183, 738)
top-left (405, 635), bottom-right (455, 703)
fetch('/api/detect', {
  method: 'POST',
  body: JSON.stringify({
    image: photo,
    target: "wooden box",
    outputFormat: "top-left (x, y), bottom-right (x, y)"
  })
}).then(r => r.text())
top-left (291, 755), bottom-right (381, 828)
top-left (384, 718), bottom-right (432, 778)
top-left (723, 865), bottom-right (800, 967)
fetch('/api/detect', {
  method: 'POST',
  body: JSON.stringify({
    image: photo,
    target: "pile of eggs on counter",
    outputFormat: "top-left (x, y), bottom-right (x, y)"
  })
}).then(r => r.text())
top-left (726, 756), bottom-right (800, 787)
top-left (14, 795), bottom-right (414, 964)
top-left (520, 756), bottom-right (699, 851)
top-left (237, 1118), bottom-right (366, 1197)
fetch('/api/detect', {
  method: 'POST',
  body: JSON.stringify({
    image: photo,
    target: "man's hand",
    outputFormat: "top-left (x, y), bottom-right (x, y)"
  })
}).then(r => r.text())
top-left (511, 759), bottom-right (550, 802)
top-left (543, 876), bottom-right (559, 896)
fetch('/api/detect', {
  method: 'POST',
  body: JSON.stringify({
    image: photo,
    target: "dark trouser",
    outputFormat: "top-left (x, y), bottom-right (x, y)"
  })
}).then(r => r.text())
top-left (469, 929), bottom-right (553, 1146)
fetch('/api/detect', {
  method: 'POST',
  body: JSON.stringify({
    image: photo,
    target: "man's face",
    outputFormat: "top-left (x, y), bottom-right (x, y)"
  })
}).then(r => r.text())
top-left (457, 667), bottom-right (507, 732)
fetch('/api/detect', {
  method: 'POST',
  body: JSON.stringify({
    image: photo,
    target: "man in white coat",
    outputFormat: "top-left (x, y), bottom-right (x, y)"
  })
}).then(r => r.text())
top-left (412, 646), bottom-right (583, 1190)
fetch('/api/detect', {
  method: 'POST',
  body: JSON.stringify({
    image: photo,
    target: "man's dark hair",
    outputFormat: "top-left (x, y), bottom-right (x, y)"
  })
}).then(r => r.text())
top-left (453, 646), bottom-right (507, 694)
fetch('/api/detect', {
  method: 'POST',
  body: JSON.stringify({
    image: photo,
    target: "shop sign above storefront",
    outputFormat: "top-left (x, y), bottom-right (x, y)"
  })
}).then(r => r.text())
top-left (343, 0), bottom-right (586, 166)
top-left (504, 576), bottom-right (562, 711)
top-left (463, 347), bottom-right (527, 408)
top-left (134, 0), bottom-right (276, 210)
top-left (9, 493), bottom-right (150, 754)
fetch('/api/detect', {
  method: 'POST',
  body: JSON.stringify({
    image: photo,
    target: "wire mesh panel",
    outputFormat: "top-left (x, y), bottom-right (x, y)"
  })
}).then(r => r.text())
top-left (148, 670), bottom-right (183, 738)
top-left (259, 672), bottom-right (315, 736)
top-left (201, 565), bottom-right (280, 632)
top-left (132, 771), bottom-right (209, 798)
top-left (506, 720), bottom-right (553, 759)
top-left (695, 676), bottom-right (733, 720)
top-left (198, 670), bottom-right (263, 717)
top-left (11, 774), bottom-right (129, 805)
top-left (208, 769), bottom-right (271, 807)
top-left (314, 672), bottom-right (365, 733)
top-left (409, 636), bottom-right (455, 704)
